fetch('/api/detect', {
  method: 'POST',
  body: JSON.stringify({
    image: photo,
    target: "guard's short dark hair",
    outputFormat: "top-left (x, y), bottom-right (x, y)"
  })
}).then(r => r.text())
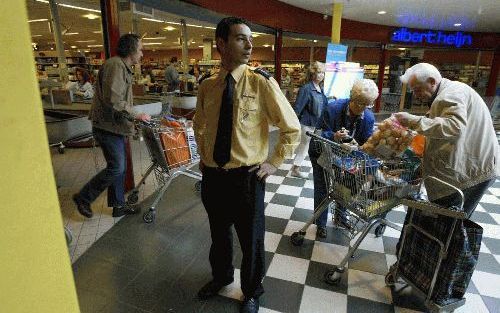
top-left (215, 17), bottom-right (250, 42)
top-left (116, 34), bottom-right (141, 58)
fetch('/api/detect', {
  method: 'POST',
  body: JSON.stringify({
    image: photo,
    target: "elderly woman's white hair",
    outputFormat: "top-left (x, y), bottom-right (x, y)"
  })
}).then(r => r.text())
top-left (350, 79), bottom-right (379, 105)
top-left (400, 63), bottom-right (443, 84)
top-left (306, 61), bottom-right (326, 81)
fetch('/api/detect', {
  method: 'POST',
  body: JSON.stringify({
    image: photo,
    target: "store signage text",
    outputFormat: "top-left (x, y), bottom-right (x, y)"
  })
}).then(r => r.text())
top-left (391, 28), bottom-right (472, 48)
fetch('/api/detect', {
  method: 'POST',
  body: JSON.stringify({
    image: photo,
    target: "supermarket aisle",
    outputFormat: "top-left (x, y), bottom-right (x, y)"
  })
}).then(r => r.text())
top-left (57, 132), bottom-right (500, 313)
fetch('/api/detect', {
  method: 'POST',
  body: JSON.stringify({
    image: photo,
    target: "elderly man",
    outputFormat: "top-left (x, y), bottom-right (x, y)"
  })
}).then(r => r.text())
top-left (395, 63), bottom-right (499, 216)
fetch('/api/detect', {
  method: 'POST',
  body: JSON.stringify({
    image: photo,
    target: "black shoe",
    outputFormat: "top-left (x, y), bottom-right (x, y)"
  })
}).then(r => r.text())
top-left (112, 204), bottom-right (141, 217)
top-left (317, 226), bottom-right (327, 238)
top-left (241, 297), bottom-right (259, 313)
top-left (197, 280), bottom-right (233, 300)
top-left (72, 194), bottom-right (93, 218)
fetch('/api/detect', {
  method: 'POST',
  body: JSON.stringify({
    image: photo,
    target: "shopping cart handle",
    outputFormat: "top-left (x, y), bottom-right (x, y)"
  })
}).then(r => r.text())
top-left (306, 131), bottom-right (335, 145)
top-left (422, 176), bottom-right (464, 210)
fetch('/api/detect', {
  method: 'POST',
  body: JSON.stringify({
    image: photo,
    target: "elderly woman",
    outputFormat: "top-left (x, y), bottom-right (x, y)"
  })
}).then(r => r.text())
top-left (290, 61), bottom-right (328, 178)
top-left (309, 79), bottom-right (378, 238)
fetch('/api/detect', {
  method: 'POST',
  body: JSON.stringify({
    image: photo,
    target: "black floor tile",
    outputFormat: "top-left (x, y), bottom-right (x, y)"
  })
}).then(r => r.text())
top-left (265, 183), bottom-right (280, 193)
top-left (276, 235), bottom-right (314, 260)
top-left (290, 207), bottom-right (314, 223)
top-left (101, 301), bottom-right (152, 313)
top-left (466, 280), bottom-right (479, 294)
top-left (382, 236), bottom-right (399, 255)
top-left (483, 237), bottom-right (500, 255)
top-left (482, 295), bottom-right (500, 313)
top-left (282, 177), bottom-right (306, 187)
top-left (300, 165), bottom-right (312, 173)
top-left (76, 287), bottom-right (112, 313)
top-left (348, 249), bottom-right (388, 275)
top-left (390, 284), bottom-right (427, 312)
top-left (265, 216), bottom-right (289, 234)
top-left (479, 202), bottom-right (500, 214)
top-left (347, 295), bottom-right (395, 313)
top-left (260, 276), bottom-right (304, 313)
top-left (274, 169), bottom-right (290, 177)
top-left (475, 252), bottom-right (500, 275)
top-left (196, 296), bottom-right (241, 313)
top-left (305, 261), bottom-right (348, 294)
top-left (317, 226), bottom-right (351, 247)
top-left (269, 193), bottom-right (299, 207)
top-left (300, 188), bottom-right (314, 198)
top-left (471, 211), bottom-right (498, 225)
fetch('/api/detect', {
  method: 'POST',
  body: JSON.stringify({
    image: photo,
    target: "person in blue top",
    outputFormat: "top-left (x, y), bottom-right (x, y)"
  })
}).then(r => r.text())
top-left (290, 61), bottom-right (328, 178)
top-left (309, 79), bottom-right (378, 238)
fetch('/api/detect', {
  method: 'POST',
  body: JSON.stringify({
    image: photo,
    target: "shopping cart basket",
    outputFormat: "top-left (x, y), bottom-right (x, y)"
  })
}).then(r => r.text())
top-left (291, 131), bottom-right (421, 284)
top-left (127, 118), bottom-right (202, 223)
top-left (385, 176), bottom-right (476, 313)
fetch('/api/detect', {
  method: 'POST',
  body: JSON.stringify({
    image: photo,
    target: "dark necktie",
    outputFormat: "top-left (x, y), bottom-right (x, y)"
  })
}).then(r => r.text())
top-left (213, 74), bottom-right (234, 167)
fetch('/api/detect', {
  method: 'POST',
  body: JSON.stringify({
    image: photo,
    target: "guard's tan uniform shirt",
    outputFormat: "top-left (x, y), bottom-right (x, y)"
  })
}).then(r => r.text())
top-left (193, 64), bottom-right (300, 169)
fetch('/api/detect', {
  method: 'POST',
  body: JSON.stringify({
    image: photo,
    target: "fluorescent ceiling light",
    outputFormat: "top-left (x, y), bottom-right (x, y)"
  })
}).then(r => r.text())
top-left (83, 14), bottom-right (100, 20)
top-left (166, 21), bottom-right (182, 25)
top-left (313, 40), bottom-right (318, 43)
top-left (204, 26), bottom-right (216, 30)
top-left (32, 34), bottom-right (43, 37)
top-left (163, 26), bottom-right (176, 31)
top-left (76, 40), bottom-right (95, 43)
top-left (263, 44), bottom-right (271, 47)
top-left (142, 17), bottom-right (164, 23)
top-left (87, 44), bottom-right (103, 47)
top-left (187, 24), bottom-right (203, 28)
top-left (454, 23), bottom-right (462, 27)
top-left (398, 47), bottom-right (406, 50)
top-left (378, 11), bottom-right (387, 15)
top-left (35, 0), bottom-right (100, 13)
top-left (198, 45), bottom-right (204, 48)
top-left (92, 31), bottom-right (102, 34)
top-left (70, 46), bottom-right (77, 48)
top-left (143, 37), bottom-right (166, 40)
top-left (28, 19), bottom-right (48, 23)
top-left (143, 42), bottom-right (162, 45)
top-left (64, 32), bottom-right (79, 35)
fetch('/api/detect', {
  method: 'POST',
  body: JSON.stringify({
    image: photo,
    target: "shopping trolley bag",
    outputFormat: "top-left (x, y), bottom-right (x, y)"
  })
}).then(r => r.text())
top-left (159, 119), bottom-right (191, 168)
top-left (397, 209), bottom-right (483, 305)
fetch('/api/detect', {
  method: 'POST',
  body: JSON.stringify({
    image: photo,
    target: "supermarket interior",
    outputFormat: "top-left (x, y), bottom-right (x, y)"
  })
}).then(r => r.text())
top-left (2, 0), bottom-right (500, 312)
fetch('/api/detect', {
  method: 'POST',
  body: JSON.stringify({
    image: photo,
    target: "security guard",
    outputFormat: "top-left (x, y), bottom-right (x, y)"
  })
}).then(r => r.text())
top-left (193, 17), bottom-right (300, 313)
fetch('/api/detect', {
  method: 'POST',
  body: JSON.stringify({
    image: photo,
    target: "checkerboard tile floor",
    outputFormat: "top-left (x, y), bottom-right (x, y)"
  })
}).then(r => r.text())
top-left (219, 157), bottom-right (500, 313)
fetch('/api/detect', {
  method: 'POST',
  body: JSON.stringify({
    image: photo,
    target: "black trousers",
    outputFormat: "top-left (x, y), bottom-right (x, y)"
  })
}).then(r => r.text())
top-left (201, 166), bottom-right (266, 299)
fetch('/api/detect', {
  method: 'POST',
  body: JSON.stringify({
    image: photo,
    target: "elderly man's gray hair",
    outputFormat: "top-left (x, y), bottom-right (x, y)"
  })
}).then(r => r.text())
top-left (400, 63), bottom-right (443, 84)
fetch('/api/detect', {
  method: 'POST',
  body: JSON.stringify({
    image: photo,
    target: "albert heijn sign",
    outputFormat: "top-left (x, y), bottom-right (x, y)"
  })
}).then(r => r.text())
top-left (391, 27), bottom-right (473, 48)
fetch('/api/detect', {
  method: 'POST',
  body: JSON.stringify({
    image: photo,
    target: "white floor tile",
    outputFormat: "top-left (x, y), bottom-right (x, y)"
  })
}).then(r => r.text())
top-left (382, 225), bottom-right (402, 238)
top-left (487, 187), bottom-right (500, 197)
top-left (279, 163), bottom-right (293, 171)
top-left (264, 231), bottom-right (282, 253)
top-left (304, 180), bottom-right (314, 189)
top-left (218, 269), bottom-right (243, 300)
top-left (265, 192), bottom-right (274, 203)
top-left (352, 233), bottom-right (385, 253)
top-left (299, 286), bottom-right (347, 313)
top-left (267, 175), bottom-right (285, 185)
top-left (385, 254), bottom-right (397, 271)
top-left (347, 269), bottom-right (392, 304)
top-left (283, 220), bottom-right (317, 241)
top-left (454, 293), bottom-right (490, 313)
top-left (489, 213), bottom-right (500, 225)
top-left (479, 194), bottom-right (500, 205)
top-left (311, 241), bottom-right (349, 266)
top-left (480, 241), bottom-right (492, 254)
top-left (266, 254), bottom-right (310, 284)
top-left (259, 308), bottom-right (282, 313)
top-left (265, 203), bottom-right (294, 220)
top-left (295, 197), bottom-right (314, 210)
top-left (478, 223), bottom-right (500, 239)
top-left (276, 185), bottom-right (303, 196)
top-left (475, 204), bottom-right (487, 212)
top-left (471, 270), bottom-right (500, 298)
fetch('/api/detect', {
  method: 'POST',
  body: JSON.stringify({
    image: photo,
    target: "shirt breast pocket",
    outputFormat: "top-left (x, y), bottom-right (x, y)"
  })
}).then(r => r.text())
top-left (237, 95), bottom-right (260, 129)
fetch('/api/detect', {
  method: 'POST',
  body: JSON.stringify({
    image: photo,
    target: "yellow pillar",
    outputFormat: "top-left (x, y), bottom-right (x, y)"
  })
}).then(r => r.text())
top-left (331, 2), bottom-right (343, 43)
top-left (0, 2), bottom-right (80, 313)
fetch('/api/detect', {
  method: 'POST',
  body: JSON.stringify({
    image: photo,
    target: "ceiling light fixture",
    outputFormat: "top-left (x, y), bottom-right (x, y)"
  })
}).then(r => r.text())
top-left (70, 45), bottom-right (77, 48)
top-left (165, 21), bottom-right (182, 25)
top-left (204, 26), bottom-right (216, 30)
top-left (142, 17), bottom-right (164, 23)
top-left (32, 34), bottom-right (43, 37)
top-left (263, 44), bottom-right (271, 47)
top-left (64, 32), bottom-right (79, 36)
top-left (378, 11), bottom-right (387, 15)
top-left (75, 40), bottom-right (95, 43)
top-left (87, 44), bottom-right (103, 47)
top-left (83, 14), bottom-right (99, 20)
top-left (35, 0), bottom-right (100, 13)
top-left (454, 23), bottom-right (462, 27)
top-left (398, 47), bottom-right (406, 50)
top-left (92, 31), bottom-right (102, 34)
top-left (163, 26), bottom-right (176, 31)
top-left (313, 40), bottom-right (318, 43)
top-left (187, 24), bottom-right (203, 28)
top-left (143, 42), bottom-right (162, 45)
top-left (28, 19), bottom-right (48, 23)
top-left (143, 37), bottom-right (166, 40)
top-left (198, 45), bottom-right (204, 48)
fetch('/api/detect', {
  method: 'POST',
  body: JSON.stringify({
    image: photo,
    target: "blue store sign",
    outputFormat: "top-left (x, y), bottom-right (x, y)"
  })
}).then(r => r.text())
top-left (391, 27), bottom-right (472, 48)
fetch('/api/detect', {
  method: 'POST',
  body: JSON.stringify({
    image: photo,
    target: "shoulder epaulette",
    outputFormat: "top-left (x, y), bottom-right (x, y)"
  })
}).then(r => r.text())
top-left (253, 68), bottom-right (271, 80)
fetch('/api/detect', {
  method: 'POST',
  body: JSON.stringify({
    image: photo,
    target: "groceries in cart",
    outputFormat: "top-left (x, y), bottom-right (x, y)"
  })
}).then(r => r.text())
top-left (157, 116), bottom-right (199, 169)
top-left (361, 115), bottom-right (415, 159)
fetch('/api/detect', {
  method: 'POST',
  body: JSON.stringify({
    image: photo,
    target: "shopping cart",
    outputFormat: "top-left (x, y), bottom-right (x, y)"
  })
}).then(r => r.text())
top-left (127, 118), bottom-right (202, 223)
top-left (385, 176), bottom-right (472, 313)
top-left (291, 131), bottom-right (421, 284)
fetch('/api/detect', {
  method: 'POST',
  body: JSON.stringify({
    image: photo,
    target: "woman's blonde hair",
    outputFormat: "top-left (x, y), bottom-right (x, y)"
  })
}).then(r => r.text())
top-left (306, 61), bottom-right (325, 81)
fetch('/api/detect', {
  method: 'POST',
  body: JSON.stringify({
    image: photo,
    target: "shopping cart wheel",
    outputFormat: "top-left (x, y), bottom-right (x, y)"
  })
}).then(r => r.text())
top-left (385, 271), bottom-right (396, 287)
top-left (194, 181), bottom-right (202, 193)
top-left (375, 224), bottom-right (386, 237)
top-left (291, 232), bottom-right (305, 246)
top-left (143, 210), bottom-right (155, 223)
top-left (127, 191), bottom-right (139, 205)
top-left (58, 146), bottom-right (65, 154)
top-left (324, 266), bottom-right (344, 285)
